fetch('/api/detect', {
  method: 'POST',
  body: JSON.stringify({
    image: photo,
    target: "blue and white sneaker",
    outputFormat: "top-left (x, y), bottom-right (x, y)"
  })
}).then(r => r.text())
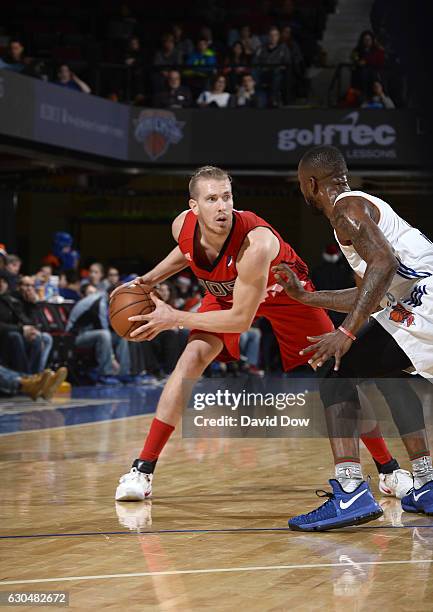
top-left (401, 480), bottom-right (433, 515)
top-left (288, 479), bottom-right (383, 532)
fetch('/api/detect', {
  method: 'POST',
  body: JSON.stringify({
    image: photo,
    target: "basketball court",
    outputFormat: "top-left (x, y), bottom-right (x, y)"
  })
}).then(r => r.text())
top-left (1, 385), bottom-right (433, 610)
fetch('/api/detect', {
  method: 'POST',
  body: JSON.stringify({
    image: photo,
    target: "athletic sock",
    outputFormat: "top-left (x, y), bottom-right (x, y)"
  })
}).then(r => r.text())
top-left (411, 454), bottom-right (433, 489)
top-left (360, 427), bottom-right (393, 465)
top-left (373, 456), bottom-right (400, 475)
top-left (136, 417), bottom-right (175, 473)
top-left (335, 460), bottom-right (363, 493)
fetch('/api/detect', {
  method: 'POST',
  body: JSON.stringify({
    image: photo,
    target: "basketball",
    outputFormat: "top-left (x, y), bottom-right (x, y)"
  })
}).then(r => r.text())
top-left (109, 284), bottom-right (156, 339)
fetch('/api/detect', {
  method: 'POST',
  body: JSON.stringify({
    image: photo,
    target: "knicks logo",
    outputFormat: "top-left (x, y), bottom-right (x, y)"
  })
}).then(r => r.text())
top-left (134, 110), bottom-right (184, 160)
top-left (198, 278), bottom-right (236, 297)
top-left (389, 303), bottom-right (415, 327)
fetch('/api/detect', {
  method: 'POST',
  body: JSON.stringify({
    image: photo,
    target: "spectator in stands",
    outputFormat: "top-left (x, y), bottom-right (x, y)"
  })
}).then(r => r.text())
top-left (361, 80), bottom-right (395, 109)
top-left (0, 244), bottom-right (7, 269)
top-left (4, 254), bottom-right (22, 291)
top-left (280, 25), bottom-right (306, 97)
top-left (124, 36), bottom-right (145, 100)
top-left (104, 267), bottom-right (121, 291)
top-left (171, 24), bottom-right (194, 60)
top-left (153, 70), bottom-right (193, 109)
top-left (351, 30), bottom-right (385, 95)
top-left (0, 363), bottom-right (67, 401)
top-left (252, 26), bottom-right (292, 106)
top-left (231, 73), bottom-right (265, 108)
top-left (186, 38), bottom-right (217, 75)
top-left (153, 34), bottom-right (183, 69)
top-left (141, 281), bottom-right (182, 378)
top-left (240, 325), bottom-right (264, 376)
top-left (34, 264), bottom-right (56, 301)
top-left (14, 276), bottom-right (53, 371)
top-left (88, 262), bottom-right (105, 291)
top-left (0, 271), bottom-right (46, 374)
top-left (59, 270), bottom-right (81, 302)
top-left (66, 283), bottom-right (131, 385)
top-left (197, 74), bottom-right (231, 108)
top-left (223, 41), bottom-right (249, 91)
top-left (55, 65), bottom-right (91, 94)
top-left (0, 39), bottom-right (28, 73)
top-left (238, 25), bottom-right (262, 57)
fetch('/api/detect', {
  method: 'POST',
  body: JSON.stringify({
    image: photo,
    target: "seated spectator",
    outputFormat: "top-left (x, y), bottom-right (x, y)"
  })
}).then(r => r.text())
top-left (55, 65), bottom-right (91, 94)
top-left (239, 325), bottom-right (264, 376)
top-left (223, 41), bottom-right (249, 91)
top-left (153, 34), bottom-right (183, 69)
top-left (124, 36), bottom-right (143, 67)
top-left (141, 281), bottom-right (183, 378)
top-left (153, 70), bottom-right (193, 109)
top-left (13, 276), bottom-right (54, 371)
top-left (0, 244), bottom-right (7, 269)
top-left (0, 39), bottom-right (28, 73)
top-left (66, 283), bottom-right (131, 385)
top-left (361, 80), bottom-right (395, 109)
top-left (0, 364), bottom-right (67, 401)
top-left (252, 26), bottom-right (291, 106)
top-left (104, 267), bottom-right (121, 291)
top-left (59, 270), bottom-right (81, 302)
top-left (238, 25), bottom-right (262, 57)
top-left (186, 38), bottom-right (217, 76)
top-left (34, 264), bottom-right (57, 300)
top-left (351, 30), bottom-right (385, 95)
top-left (4, 254), bottom-right (22, 291)
top-left (0, 271), bottom-right (47, 374)
top-left (171, 23), bottom-right (194, 60)
top-left (231, 73), bottom-right (265, 108)
top-left (87, 262), bottom-right (106, 290)
top-left (197, 74), bottom-right (231, 108)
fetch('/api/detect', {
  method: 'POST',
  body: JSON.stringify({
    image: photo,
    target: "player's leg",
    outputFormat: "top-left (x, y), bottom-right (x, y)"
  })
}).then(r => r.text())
top-left (289, 319), bottom-right (433, 530)
top-left (115, 332), bottom-right (223, 501)
top-left (264, 302), bottom-right (405, 496)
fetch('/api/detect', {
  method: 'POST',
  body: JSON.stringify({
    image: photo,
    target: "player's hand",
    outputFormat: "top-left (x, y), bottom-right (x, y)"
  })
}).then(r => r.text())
top-left (299, 330), bottom-right (353, 371)
top-left (128, 293), bottom-right (179, 341)
top-left (272, 263), bottom-right (306, 300)
top-left (109, 277), bottom-right (153, 300)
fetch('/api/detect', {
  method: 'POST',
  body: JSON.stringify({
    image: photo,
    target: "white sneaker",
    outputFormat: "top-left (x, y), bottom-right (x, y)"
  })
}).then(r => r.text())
top-left (379, 469), bottom-right (413, 499)
top-left (115, 467), bottom-right (153, 501)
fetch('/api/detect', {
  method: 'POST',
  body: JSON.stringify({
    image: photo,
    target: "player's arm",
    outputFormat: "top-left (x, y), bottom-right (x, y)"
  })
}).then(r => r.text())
top-left (272, 264), bottom-right (359, 313)
top-left (111, 211), bottom-right (189, 296)
top-left (129, 227), bottom-right (279, 340)
top-left (331, 198), bottom-right (398, 335)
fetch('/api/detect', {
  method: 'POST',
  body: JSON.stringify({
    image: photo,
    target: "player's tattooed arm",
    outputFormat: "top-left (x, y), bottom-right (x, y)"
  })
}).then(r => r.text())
top-left (272, 264), bottom-right (359, 313)
top-left (331, 198), bottom-right (398, 334)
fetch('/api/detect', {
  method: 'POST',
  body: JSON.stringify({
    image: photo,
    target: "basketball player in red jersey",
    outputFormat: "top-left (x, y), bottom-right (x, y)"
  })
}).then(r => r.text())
top-left (114, 166), bottom-right (412, 501)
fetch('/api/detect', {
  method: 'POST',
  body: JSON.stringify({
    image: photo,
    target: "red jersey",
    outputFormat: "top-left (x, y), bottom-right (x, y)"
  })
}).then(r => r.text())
top-left (178, 209), bottom-right (315, 304)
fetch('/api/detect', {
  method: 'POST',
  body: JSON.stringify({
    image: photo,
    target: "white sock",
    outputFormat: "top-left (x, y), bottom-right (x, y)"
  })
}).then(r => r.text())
top-left (412, 455), bottom-right (433, 489)
top-left (335, 461), bottom-right (363, 493)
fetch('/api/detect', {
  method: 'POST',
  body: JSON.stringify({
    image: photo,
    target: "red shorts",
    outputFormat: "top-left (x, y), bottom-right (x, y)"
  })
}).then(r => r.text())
top-left (190, 292), bottom-right (334, 372)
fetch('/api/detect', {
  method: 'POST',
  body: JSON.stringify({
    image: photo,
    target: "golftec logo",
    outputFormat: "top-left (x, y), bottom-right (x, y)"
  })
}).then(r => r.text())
top-left (278, 112), bottom-right (397, 159)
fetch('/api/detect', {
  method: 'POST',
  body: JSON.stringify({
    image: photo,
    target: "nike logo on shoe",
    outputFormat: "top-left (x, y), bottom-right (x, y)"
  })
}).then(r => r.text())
top-left (137, 461), bottom-right (144, 470)
top-left (413, 489), bottom-right (431, 502)
top-left (339, 489), bottom-right (368, 510)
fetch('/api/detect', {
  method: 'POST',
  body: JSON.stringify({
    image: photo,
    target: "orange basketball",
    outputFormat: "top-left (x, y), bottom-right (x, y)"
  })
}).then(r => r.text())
top-left (109, 285), bottom-right (156, 339)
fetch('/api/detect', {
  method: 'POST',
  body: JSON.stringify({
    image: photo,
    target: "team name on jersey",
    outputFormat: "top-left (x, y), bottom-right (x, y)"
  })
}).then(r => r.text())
top-left (198, 278), bottom-right (236, 297)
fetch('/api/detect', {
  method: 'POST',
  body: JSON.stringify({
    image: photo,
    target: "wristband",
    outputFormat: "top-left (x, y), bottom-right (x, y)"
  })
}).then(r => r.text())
top-left (338, 326), bottom-right (356, 341)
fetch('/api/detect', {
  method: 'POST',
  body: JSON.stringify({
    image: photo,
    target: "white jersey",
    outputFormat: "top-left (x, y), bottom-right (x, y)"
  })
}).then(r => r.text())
top-left (334, 190), bottom-right (433, 380)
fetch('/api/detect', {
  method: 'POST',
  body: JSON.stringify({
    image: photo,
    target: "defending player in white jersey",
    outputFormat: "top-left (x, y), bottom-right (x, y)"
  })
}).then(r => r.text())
top-left (273, 145), bottom-right (433, 531)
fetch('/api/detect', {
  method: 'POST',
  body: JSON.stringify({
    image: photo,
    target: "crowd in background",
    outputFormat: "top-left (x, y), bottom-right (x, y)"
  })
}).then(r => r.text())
top-left (0, 231), bottom-right (356, 399)
top-left (0, 1), bottom-right (402, 109)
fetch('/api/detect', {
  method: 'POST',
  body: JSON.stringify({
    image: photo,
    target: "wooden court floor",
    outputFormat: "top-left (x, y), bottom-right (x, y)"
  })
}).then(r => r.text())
top-left (1, 413), bottom-right (433, 611)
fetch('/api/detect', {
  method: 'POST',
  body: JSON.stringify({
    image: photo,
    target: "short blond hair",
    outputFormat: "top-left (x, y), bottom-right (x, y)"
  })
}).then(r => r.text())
top-left (188, 165), bottom-right (232, 198)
